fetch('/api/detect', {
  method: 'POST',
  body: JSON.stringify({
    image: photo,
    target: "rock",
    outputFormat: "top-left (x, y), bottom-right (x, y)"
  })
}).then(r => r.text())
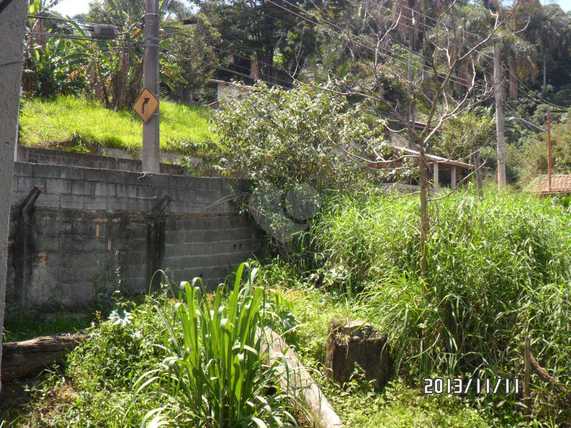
top-left (325, 320), bottom-right (392, 390)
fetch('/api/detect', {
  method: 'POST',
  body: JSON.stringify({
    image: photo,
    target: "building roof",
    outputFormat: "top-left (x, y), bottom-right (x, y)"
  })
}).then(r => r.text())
top-left (530, 174), bottom-right (571, 195)
top-left (392, 146), bottom-right (475, 170)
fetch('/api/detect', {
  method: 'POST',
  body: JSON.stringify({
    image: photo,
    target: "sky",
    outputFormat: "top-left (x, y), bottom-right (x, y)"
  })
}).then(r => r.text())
top-left (53, 0), bottom-right (571, 17)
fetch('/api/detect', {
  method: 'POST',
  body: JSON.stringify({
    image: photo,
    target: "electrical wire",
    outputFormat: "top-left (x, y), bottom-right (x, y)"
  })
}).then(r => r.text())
top-left (268, 0), bottom-right (490, 90)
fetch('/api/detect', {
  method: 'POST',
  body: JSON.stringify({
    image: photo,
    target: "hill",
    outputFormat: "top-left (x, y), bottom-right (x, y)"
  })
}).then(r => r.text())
top-left (19, 96), bottom-right (217, 155)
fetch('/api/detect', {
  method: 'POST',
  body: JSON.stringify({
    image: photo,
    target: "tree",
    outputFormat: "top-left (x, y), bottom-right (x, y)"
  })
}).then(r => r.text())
top-left (215, 82), bottom-right (388, 191)
top-left (161, 16), bottom-right (221, 103)
top-left (193, 0), bottom-right (317, 83)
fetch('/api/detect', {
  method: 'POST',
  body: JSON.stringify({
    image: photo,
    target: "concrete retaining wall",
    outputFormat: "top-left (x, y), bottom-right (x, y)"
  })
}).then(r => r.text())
top-left (16, 146), bottom-right (188, 175)
top-left (6, 159), bottom-right (262, 316)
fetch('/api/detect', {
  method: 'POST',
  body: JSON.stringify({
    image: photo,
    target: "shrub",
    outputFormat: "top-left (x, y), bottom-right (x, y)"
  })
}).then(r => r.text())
top-left (214, 83), bottom-right (388, 191)
top-left (20, 264), bottom-right (295, 427)
top-left (138, 263), bottom-right (295, 427)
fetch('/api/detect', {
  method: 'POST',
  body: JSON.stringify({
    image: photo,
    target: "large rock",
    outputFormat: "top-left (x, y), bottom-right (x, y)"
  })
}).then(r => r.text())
top-left (325, 320), bottom-right (392, 390)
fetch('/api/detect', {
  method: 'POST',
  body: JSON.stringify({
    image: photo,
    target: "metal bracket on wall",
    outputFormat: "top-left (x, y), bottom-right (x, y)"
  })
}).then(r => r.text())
top-left (146, 195), bottom-right (171, 291)
top-left (12, 186), bottom-right (42, 309)
top-left (150, 195), bottom-right (171, 218)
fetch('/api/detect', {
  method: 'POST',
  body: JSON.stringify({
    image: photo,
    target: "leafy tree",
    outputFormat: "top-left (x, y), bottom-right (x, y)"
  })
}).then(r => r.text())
top-left (215, 82), bottom-right (388, 191)
top-left (433, 111), bottom-right (495, 160)
top-left (161, 16), bottom-right (221, 103)
top-left (193, 0), bottom-right (317, 82)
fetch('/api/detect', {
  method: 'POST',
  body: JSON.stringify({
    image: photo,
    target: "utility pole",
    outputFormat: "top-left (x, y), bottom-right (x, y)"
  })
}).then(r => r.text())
top-left (142, 0), bottom-right (160, 173)
top-left (494, 41), bottom-right (507, 188)
top-left (546, 111), bottom-right (553, 192)
top-left (0, 0), bottom-right (28, 393)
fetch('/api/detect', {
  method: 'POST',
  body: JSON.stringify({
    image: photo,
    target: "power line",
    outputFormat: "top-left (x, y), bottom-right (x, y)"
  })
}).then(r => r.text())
top-left (268, 0), bottom-right (488, 90)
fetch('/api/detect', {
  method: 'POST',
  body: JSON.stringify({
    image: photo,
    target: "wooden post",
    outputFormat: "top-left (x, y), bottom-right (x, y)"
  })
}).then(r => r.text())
top-left (450, 166), bottom-right (457, 189)
top-left (546, 111), bottom-right (552, 192)
top-left (475, 150), bottom-right (483, 199)
top-left (0, 0), bottom-right (28, 393)
top-left (523, 336), bottom-right (531, 417)
top-left (494, 41), bottom-right (507, 188)
top-left (432, 162), bottom-right (440, 189)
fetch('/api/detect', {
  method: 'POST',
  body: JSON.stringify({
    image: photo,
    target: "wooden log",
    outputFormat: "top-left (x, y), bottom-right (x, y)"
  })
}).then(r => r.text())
top-left (1, 334), bottom-right (86, 382)
top-left (261, 327), bottom-right (343, 428)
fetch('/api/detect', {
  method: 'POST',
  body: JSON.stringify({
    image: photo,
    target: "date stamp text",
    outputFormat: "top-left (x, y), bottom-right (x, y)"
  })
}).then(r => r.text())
top-left (423, 377), bottom-right (520, 395)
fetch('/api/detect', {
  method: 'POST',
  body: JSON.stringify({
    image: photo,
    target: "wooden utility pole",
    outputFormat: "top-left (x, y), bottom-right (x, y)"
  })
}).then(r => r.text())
top-left (0, 0), bottom-right (28, 392)
top-left (494, 41), bottom-right (507, 188)
top-left (142, 0), bottom-right (161, 173)
top-left (546, 111), bottom-right (553, 192)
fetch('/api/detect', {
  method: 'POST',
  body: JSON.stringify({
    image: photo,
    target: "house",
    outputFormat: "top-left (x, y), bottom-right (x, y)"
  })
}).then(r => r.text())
top-left (529, 174), bottom-right (571, 195)
top-left (368, 145), bottom-right (475, 190)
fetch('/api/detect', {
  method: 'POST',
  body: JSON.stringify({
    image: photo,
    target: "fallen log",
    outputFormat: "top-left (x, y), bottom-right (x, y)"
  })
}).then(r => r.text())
top-left (262, 327), bottom-right (343, 428)
top-left (1, 334), bottom-right (86, 382)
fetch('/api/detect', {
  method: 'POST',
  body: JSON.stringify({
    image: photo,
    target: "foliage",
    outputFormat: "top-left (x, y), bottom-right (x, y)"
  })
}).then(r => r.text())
top-left (137, 263), bottom-right (294, 427)
top-left (309, 190), bottom-right (570, 425)
top-left (161, 17), bottom-right (221, 103)
top-left (19, 96), bottom-right (217, 154)
top-left (256, 273), bottom-right (496, 427)
top-left (513, 110), bottom-right (571, 184)
top-left (193, 0), bottom-right (317, 83)
top-left (24, 37), bottom-right (89, 98)
top-left (14, 264), bottom-right (294, 427)
top-left (433, 111), bottom-right (495, 160)
top-left (215, 83), bottom-right (387, 191)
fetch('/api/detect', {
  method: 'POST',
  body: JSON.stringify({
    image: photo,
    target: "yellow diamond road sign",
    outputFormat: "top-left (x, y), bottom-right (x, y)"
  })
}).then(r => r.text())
top-left (134, 88), bottom-right (159, 123)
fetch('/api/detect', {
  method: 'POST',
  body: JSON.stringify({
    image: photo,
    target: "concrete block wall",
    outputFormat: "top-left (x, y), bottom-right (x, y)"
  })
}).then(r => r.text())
top-left (16, 146), bottom-right (188, 176)
top-left (7, 160), bottom-right (262, 316)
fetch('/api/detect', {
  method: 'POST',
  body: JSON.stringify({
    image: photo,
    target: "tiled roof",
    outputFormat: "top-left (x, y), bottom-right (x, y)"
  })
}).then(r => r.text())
top-left (531, 174), bottom-right (571, 195)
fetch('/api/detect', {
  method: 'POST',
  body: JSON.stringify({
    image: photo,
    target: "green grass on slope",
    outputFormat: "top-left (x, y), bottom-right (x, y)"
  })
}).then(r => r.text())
top-left (19, 96), bottom-right (217, 154)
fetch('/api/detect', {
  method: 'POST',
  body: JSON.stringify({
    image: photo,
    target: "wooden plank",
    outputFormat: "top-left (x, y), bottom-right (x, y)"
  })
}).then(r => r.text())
top-left (262, 328), bottom-right (343, 428)
top-left (1, 334), bottom-right (86, 382)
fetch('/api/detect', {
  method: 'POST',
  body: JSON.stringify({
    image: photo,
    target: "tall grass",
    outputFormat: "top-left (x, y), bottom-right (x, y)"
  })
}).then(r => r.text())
top-left (19, 96), bottom-right (217, 154)
top-left (311, 190), bottom-right (570, 423)
top-left (138, 263), bottom-right (295, 427)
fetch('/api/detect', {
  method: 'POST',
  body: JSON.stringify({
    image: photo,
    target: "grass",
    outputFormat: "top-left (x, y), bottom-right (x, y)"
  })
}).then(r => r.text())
top-left (258, 188), bottom-right (571, 427)
top-left (19, 96), bottom-right (218, 155)
top-left (3, 313), bottom-right (92, 342)
top-left (256, 263), bottom-right (495, 427)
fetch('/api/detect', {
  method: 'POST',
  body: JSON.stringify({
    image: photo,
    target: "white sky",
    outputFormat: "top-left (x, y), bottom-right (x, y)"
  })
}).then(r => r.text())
top-left (53, 0), bottom-right (571, 17)
top-left (52, 0), bottom-right (92, 17)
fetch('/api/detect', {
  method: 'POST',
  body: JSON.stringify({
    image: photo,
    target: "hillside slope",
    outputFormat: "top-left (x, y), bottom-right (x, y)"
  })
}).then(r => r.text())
top-left (19, 96), bottom-right (217, 155)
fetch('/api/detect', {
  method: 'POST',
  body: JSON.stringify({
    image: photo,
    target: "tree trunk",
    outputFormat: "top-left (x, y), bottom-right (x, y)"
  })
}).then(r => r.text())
top-left (113, 44), bottom-right (130, 110)
top-left (542, 49), bottom-right (547, 94)
top-left (508, 55), bottom-right (518, 99)
top-left (419, 144), bottom-right (429, 278)
top-left (494, 42), bottom-right (507, 188)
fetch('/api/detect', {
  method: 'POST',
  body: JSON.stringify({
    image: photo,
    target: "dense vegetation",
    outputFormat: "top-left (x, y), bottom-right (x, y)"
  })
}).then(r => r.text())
top-left (6, 1), bottom-right (570, 427)
top-left (7, 266), bottom-right (295, 427)
top-left (259, 189), bottom-right (571, 426)
top-left (23, 0), bottom-right (571, 185)
top-left (215, 83), bottom-right (391, 190)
